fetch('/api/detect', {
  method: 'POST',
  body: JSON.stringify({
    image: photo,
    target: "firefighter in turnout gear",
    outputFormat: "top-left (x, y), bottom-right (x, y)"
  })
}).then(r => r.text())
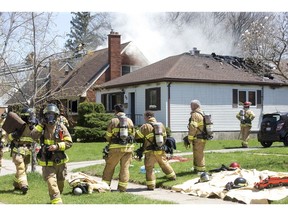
top-left (102, 104), bottom-right (135, 192)
top-left (31, 104), bottom-right (72, 204)
top-left (188, 100), bottom-right (207, 174)
top-left (236, 101), bottom-right (255, 148)
top-left (0, 113), bottom-right (7, 172)
top-left (8, 108), bottom-right (36, 194)
top-left (135, 111), bottom-right (176, 190)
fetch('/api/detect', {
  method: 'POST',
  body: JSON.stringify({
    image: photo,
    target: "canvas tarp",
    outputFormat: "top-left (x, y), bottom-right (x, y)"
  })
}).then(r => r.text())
top-left (172, 169), bottom-right (288, 204)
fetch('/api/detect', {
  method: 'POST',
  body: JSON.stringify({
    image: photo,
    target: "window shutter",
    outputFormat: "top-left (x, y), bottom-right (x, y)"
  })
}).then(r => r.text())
top-left (232, 89), bottom-right (238, 108)
top-left (257, 90), bottom-right (262, 108)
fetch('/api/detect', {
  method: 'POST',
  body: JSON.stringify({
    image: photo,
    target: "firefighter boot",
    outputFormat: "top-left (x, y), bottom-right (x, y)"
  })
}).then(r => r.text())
top-left (21, 186), bottom-right (28, 195)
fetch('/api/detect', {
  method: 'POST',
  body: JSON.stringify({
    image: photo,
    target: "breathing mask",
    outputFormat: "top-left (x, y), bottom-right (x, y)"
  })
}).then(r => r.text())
top-left (45, 112), bottom-right (57, 125)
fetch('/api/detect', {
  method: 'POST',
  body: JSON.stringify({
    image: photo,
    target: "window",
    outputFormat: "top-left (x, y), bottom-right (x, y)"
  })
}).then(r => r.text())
top-left (101, 92), bottom-right (124, 112)
top-left (232, 89), bottom-right (262, 108)
top-left (146, 88), bottom-right (161, 110)
top-left (122, 65), bottom-right (141, 75)
top-left (68, 100), bottom-right (78, 114)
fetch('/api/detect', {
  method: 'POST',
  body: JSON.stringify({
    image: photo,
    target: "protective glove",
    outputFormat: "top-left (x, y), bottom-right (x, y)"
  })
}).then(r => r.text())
top-left (11, 129), bottom-right (22, 139)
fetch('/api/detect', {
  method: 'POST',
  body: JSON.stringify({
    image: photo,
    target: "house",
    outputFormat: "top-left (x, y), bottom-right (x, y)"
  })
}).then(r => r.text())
top-left (95, 49), bottom-right (288, 141)
top-left (4, 30), bottom-right (149, 125)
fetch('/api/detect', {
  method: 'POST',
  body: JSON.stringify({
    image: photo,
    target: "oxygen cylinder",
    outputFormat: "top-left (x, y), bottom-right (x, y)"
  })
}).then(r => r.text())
top-left (239, 109), bottom-right (245, 121)
top-left (153, 122), bottom-right (164, 146)
top-left (119, 115), bottom-right (128, 140)
top-left (204, 114), bottom-right (213, 136)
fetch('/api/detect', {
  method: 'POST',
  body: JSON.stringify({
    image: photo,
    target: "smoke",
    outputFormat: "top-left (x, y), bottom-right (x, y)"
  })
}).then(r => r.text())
top-left (110, 12), bottom-right (239, 63)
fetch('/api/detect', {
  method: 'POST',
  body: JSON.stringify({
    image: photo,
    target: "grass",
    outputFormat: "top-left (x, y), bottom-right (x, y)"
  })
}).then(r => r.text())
top-left (2, 139), bottom-right (288, 204)
top-left (0, 172), bottom-right (173, 204)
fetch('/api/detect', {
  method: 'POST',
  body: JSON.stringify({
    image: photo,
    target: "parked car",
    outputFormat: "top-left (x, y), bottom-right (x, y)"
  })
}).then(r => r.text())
top-left (257, 112), bottom-right (288, 147)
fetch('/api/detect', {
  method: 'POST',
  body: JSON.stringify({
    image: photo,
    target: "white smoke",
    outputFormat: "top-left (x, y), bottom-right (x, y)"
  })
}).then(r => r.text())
top-left (110, 12), bottom-right (239, 63)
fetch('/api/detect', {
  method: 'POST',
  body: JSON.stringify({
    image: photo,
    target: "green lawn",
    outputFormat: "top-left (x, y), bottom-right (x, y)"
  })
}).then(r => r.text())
top-left (2, 139), bottom-right (288, 204)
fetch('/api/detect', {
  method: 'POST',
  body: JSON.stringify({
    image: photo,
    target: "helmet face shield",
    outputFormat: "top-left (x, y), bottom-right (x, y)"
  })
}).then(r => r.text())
top-left (45, 112), bottom-right (57, 125)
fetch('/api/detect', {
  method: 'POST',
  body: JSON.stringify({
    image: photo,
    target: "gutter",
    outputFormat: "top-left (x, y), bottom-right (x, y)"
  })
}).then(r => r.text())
top-left (167, 82), bottom-right (171, 128)
top-left (99, 77), bottom-right (288, 90)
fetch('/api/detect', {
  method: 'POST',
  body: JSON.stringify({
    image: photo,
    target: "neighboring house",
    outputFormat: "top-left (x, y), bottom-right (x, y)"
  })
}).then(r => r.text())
top-left (95, 49), bottom-right (288, 141)
top-left (4, 30), bottom-right (149, 126)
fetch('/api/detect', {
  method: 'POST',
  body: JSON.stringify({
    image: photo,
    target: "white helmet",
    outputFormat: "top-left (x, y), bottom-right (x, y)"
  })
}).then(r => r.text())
top-left (200, 172), bottom-right (210, 182)
top-left (73, 187), bottom-right (83, 195)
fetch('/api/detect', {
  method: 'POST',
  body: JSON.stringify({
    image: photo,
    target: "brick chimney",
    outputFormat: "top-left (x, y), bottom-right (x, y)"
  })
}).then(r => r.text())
top-left (106, 30), bottom-right (121, 81)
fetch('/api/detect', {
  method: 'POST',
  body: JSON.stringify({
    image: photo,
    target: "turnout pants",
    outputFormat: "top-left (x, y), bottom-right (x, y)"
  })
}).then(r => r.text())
top-left (42, 163), bottom-right (67, 204)
top-left (12, 149), bottom-right (31, 189)
top-left (0, 148), bottom-right (3, 168)
top-left (240, 125), bottom-right (251, 147)
top-left (192, 139), bottom-right (206, 172)
top-left (144, 150), bottom-right (176, 190)
top-left (102, 148), bottom-right (133, 192)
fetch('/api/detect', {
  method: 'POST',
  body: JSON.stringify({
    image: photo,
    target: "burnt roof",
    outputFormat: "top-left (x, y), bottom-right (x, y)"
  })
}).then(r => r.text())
top-left (99, 52), bottom-right (287, 89)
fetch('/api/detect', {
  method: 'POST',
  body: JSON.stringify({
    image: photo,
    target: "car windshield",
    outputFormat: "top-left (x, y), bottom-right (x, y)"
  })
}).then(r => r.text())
top-left (263, 114), bottom-right (280, 122)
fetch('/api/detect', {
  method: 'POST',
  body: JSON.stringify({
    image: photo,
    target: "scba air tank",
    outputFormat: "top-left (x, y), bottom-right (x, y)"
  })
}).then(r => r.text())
top-left (119, 115), bottom-right (128, 140)
top-left (153, 122), bottom-right (164, 146)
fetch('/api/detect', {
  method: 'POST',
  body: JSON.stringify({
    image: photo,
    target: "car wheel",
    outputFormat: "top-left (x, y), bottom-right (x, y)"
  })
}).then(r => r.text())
top-left (283, 135), bottom-right (288, 146)
top-left (260, 141), bottom-right (273, 148)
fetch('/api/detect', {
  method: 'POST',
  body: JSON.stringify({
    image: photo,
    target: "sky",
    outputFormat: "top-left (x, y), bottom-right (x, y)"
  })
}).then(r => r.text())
top-left (4, 0), bottom-right (288, 64)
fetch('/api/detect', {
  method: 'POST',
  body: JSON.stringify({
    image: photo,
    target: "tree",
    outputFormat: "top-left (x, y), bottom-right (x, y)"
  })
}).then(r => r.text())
top-left (240, 13), bottom-right (288, 80)
top-left (65, 12), bottom-right (111, 53)
top-left (74, 102), bottom-right (113, 142)
top-left (156, 12), bottom-right (270, 55)
top-left (0, 12), bottom-right (64, 172)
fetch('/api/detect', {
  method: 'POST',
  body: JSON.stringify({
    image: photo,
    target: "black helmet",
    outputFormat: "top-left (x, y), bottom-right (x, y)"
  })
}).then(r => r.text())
top-left (43, 104), bottom-right (60, 115)
top-left (20, 107), bottom-right (34, 116)
top-left (1, 112), bottom-right (7, 119)
top-left (233, 177), bottom-right (248, 188)
top-left (20, 107), bottom-right (35, 123)
top-left (200, 172), bottom-right (210, 182)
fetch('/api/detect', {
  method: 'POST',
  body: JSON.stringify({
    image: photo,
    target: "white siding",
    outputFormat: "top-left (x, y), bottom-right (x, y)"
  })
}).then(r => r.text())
top-left (169, 83), bottom-right (284, 132)
top-left (96, 82), bottom-right (288, 133)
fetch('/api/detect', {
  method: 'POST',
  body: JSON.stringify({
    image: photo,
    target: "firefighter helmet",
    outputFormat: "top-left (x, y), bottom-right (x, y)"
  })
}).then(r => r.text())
top-left (233, 177), bottom-right (248, 188)
top-left (43, 104), bottom-right (60, 115)
top-left (20, 107), bottom-right (35, 123)
top-left (243, 101), bottom-right (251, 108)
top-left (229, 162), bottom-right (240, 169)
top-left (200, 172), bottom-right (210, 182)
top-left (1, 112), bottom-right (7, 119)
top-left (73, 187), bottom-right (83, 195)
top-left (20, 107), bottom-right (34, 116)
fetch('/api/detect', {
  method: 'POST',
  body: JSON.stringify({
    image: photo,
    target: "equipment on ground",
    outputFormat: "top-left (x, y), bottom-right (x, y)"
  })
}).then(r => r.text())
top-left (73, 187), bottom-right (83, 195)
top-left (233, 177), bottom-right (248, 188)
top-left (229, 162), bottom-right (241, 169)
top-left (200, 172), bottom-right (210, 182)
top-left (254, 176), bottom-right (288, 190)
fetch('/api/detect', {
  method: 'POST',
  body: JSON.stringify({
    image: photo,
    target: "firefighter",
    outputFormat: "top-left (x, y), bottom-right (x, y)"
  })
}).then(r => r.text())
top-left (102, 104), bottom-right (135, 192)
top-left (187, 100), bottom-right (207, 174)
top-left (31, 103), bottom-right (72, 204)
top-left (135, 111), bottom-right (176, 190)
top-left (0, 113), bottom-right (7, 171)
top-left (8, 108), bottom-right (36, 194)
top-left (236, 101), bottom-right (255, 148)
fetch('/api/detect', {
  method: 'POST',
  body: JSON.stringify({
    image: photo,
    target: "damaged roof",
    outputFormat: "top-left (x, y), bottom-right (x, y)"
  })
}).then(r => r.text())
top-left (99, 52), bottom-right (288, 89)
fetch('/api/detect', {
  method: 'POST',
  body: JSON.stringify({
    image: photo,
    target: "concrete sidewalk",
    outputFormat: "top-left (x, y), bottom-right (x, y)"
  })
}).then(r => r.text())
top-left (1, 147), bottom-right (258, 204)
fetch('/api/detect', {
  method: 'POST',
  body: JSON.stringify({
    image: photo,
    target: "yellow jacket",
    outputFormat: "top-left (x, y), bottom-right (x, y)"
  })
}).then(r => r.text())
top-left (188, 108), bottom-right (205, 142)
top-left (135, 117), bottom-right (167, 152)
top-left (31, 121), bottom-right (72, 166)
top-left (105, 112), bottom-right (135, 149)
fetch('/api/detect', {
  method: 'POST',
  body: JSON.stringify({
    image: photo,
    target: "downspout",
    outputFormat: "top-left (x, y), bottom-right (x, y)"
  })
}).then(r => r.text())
top-left (167, 82), bottom-right (171, 128)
